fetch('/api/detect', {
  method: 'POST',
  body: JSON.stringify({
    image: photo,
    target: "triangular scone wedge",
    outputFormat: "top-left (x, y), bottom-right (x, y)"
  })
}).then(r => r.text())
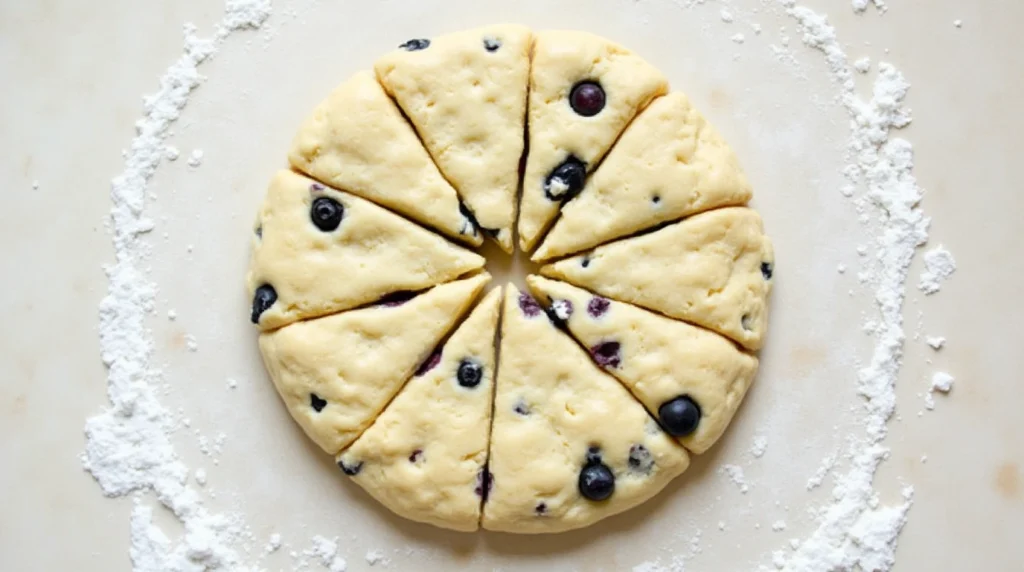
top-left (517, 30), bottom-right (668, 253)
top-left (259, 274), bottom-right (490, 455)
top-left (247, 170), bottom-right (484, 331)
top-left (540, 207), bottom-right (773, 351)
top-left (527, 276), bottom-right (758, 454)
top-left (375, 25), bottom-right (531, 253)
top-left (336, 287), bottom-right (503, 532)
top-left (482, 286), bottom-right (689, 534)
top-left (534, 92), bottom-right (753, 261)
top-left (288, 71), bottom-right (480, 246)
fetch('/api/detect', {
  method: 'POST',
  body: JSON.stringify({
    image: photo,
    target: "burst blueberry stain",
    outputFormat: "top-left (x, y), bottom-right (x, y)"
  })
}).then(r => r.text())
top-left (310, 196), bottom-right (344, 231)
top-left (628, 444), bottom-right (654, 474)
top-left (409, 449), bottom-right (424, 463)
top-left (543, 157), bottom-right (586, 202)
top-left (652, 194), bottom-right (661, 205)
top-left (590, 341), bottom-right (622, 368)
top-left (457, 358), bottom-right (483, 388)
top-left (587, 297), bottom-right (610, 318)
top-left (513, 399), bottom-right (530, 415)
top-left (338, 459), bottom-right (363, 476)
top-left (658, 396), bottom-right (702, 437)
top-left (518, 293), bottom-right (543, 318)
top-left (535, 502), bottom-right (547, 515)
top-left (761, 261), bottom-right (774, 280)
top-left (569, 81), bottom-right (606, 117)
top-left (415, 349), bottom-right (443, 376)
top-left (250, 284), bottom-right (277, 324)
top-left (309, 393), bottom-right (327, 412)
top-left (475, 467), bottom-right (493, 501)
top-left (399, 38), bottom-right (430, 51)
top-left (551, 299), bottom-right (574, 321)
top-left (483, 37), bottom-right (501, 52)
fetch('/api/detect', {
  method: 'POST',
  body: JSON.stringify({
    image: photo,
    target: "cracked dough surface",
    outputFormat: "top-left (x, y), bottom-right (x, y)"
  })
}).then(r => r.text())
top-left (337, 287), bottom-right (502, 532)
top-left (376, 25), bottom-right (531, 253)
top-left (527, 276), bottom-right (759, 454)
top-left (249, 26), bottom-right (773, 534)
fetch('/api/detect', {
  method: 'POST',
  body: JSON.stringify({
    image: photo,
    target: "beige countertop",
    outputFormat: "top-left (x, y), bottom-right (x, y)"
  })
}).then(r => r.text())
top-left (1, 0), bottom-right (1021, 570)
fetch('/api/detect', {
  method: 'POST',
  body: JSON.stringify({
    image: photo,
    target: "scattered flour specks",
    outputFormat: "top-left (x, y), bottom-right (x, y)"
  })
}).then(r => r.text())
top-left (731, 32), bottom-right (746, 43)
top-left (750, 434), bottom-right (769, 458)
top-left (305, 536), bottom-right (347, 572)
top-left (926, 336), bottom-right (945, 350)
top-left (188, 148), bottom-right (205, 167)
top-left (165, 146), bottom-right (180, 161)
top-left (266, 533), bottom-right (282, 554)
top-left (365, 550), bottom-right (388, 566)
top-left (720, 464), bottom-right (750, 494)
top-left (853, 56), bottom-right (871, 73)
top-left (918, 246), bottom-right (956, 294)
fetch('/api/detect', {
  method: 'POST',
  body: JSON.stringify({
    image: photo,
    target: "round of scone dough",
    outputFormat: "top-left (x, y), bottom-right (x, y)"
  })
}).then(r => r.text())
top-left (336, 287), bottom-right (503, 532)
top-left (249, 26), bottom-right (774, 535)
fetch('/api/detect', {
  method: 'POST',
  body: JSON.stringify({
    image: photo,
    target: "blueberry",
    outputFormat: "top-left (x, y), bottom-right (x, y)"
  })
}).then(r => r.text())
top-left (628, 444), bottom-right (654, 474)
top-left (475, 467), bottom-right (493, 501)
top-left (250, 284), bottom-right (277, 324)
top-left (377, 290), bottom-right (416, 307)
top-left (543, 157), bottom-right (586, 202)
top-left (457, 358), bottom-right (483, 388)
top-left (581, 256), bottom-right (591, 268)
top-left (652, 194), bottom-right (661, 205)
top-left (551, 299), bottom-right (574, 321)
top-left (578, 461), bottom-right (615, 501)
top-left (310, 393), bottom-right (327, 412)
top-left (483, 37), bottom-right (501, 52)
top-left (254, 225), bottom-right (262, 239)
top-left (569, 81), bottom-right (606, 117)
top-left (310, 196), bottom-right (344, 231)
top-left (761, 261), bottom-right (774, 280)
top-left (586, 297), bottom-right (610, 318)
top-left (518, 293), bottom-right (543, 318)
top-left (590, 341), bottom-right (621, 368)
top-left (535, 502), bottom-right (547, 515)
top-left (399, 38), bottom-right (430, 51)
top-left (338, 458), bottom-right (363, 476)
top-left (513, 399), bottom-right (530, 415)
top-left (658, 396), bottom-right (702, 437)
top-left (415, 349), bottom-right (442, 376)
top-left (409, 449), bottom-right (424, 463)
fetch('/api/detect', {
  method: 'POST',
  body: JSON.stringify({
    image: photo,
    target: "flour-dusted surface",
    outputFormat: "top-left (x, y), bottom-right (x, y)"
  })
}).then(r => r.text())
top-left (3, 0), bottom-right (1021, 570)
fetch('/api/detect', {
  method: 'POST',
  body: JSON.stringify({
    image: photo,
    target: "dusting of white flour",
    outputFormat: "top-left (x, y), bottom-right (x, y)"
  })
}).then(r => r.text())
top-left (918, 246), bottom-right (956, 294)
top-left (81, 1), bottom-right (270, 571)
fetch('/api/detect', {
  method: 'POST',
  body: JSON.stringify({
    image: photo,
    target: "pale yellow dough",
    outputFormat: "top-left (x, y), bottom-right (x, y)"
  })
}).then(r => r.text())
top-left (482, 285), bottom-right (690, 533)
top-left (527, 276), bottom-right (759, 454)
top-left (541, 207), bottom-right (773, 351)
top-left (375, 25), bottom-right (531, 253)
top-left (246, 170), bottom-right (484, 331)
top-left (259, 274), bottom-right (490, 455)
top-left (534, 92), bottom-right (753, 261)
top-left (288, 71), bottom-right (480, 246)
top-left (517, 30), bottom-right (668, 252)
top-left (337, 288), bottom-right (503, 532)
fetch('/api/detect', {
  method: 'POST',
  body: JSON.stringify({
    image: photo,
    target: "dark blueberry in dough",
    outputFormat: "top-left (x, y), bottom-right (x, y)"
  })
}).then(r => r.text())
top-left (513, 399), bottom-right (530, 415)
top-left (741, 314), bottom-right (753, 331)
top-left (457, 358), bottom-right (483, 388)
top-left (338, 459), bottom-right (363, 476)
top-left (254, 225), bottom-right (262, 239)
top-left (628, 444), bottom-right (654, 474)
top-left (578, 461), bottom-right (615, 501)
top-left (590, 341), bottom-right (621, 368)
top-left (585, 446), bottom-right (602, 464)
top-left (569, 81), bottom-right (606, 117)
top-left (550, 299), bottom-right (574, 322)
top-left (658, 396), bottom-right (702, 437)
top-left (652, 194), bottom-right (661, 205)
top-left (250, 284), bottom-right (277, 324)
top-left (409, 449), bottom-right (424, 463)
top-left (581, 256), bottom-right (591, 269)
top-left (310, 393), bottom-right (327, 412)
top-left (535, 502), bottom-right (547, 515)
top-left (483, 37), bottom-right (501, 52)
top-left (399, 38), bottom-right (430, 51)
top-left (475, 466), bottom-right (493, 501)
top-left (587, 297), bottom-right (610, 318)
top-left (543, 157), bottom-right (586, 202)
top-left (518, 293), bottom-right (543, 318)
top-left (761, 261), bottom-right (774, 280)
top-left (415, 349), bottom-right (442, 376)
top-left (310, 196), bottom-right (344, 232)
top-left (377, 290), bottom-right (417, 307)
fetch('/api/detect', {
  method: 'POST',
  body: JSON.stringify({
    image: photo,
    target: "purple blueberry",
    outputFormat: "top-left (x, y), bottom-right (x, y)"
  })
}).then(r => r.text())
top-left (518, 293), bottom-right (543, 318)
top-left (409, 449), bottom-right (424, 463)
top-left (513, 399), bottom-right (530, 416)
top-left (399, 38), bottom-right (430, 51)
top-left (535, 502), bottom-right (547, 515)
top-left (310, 196), bottom-right (344, 231)
top-left (569, 81), bottom-right (606, 117)
top-left (628, 444), bottom-right (654, 474)
top-left (578, 461), bottom-right (615, 501)
top-left (309, 393), bottom-right (327, 412)
top-left (483, 37), bottom-right (501, 52)
top-left (590, 341), bottom-right (621, 368)
top-left (475, 466), bottom-right (493, 501)
top-left (658, 396), bottom-right (702, 437)
top-left (415, 349), bottom-right (442, 376)
top-left (338, 459), bottom-right (363, 476)
top-left (250, 284), bottom-right (276, 324)
top-left (587, 297), bottom-right (610, 318)
top-left (543, 157), bottom-right (586, 202)
top-left (551, 299), bottom-right (574, 321)
top-left (377, 290), bottom-right (417, 307)
top-left (761, 261), bottom-right (774, 280)
top-left (457, 358), bottom-right (483, 388)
